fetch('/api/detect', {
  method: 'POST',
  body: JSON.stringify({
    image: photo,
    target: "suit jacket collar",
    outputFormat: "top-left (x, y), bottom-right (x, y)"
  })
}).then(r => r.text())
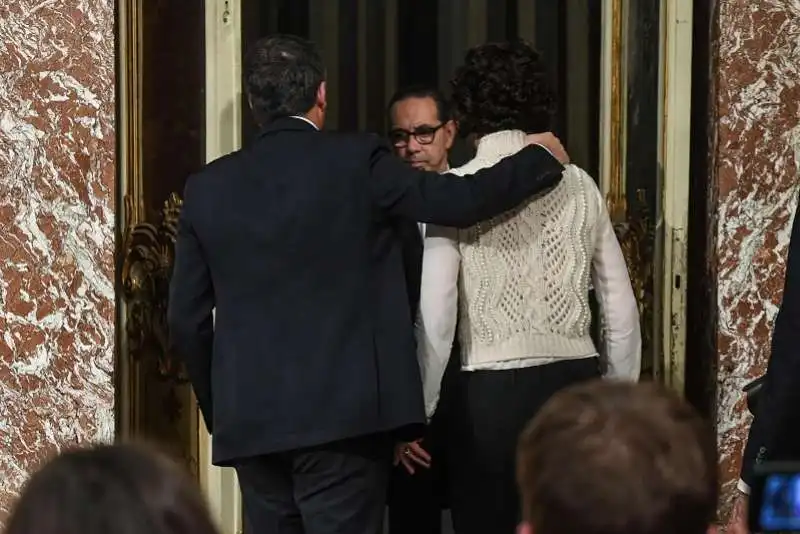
top-left (259, 116), bottom-right (319, 136)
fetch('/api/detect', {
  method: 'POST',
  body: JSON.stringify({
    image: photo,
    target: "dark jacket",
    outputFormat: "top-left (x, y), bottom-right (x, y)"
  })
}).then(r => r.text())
top-left (741, 194), bottom-right (800, 486)
top-left (167, 117), bottom-right (563, 464)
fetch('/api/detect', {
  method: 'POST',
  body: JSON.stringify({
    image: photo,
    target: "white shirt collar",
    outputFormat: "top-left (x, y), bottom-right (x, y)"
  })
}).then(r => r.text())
top-left (289, 115), bottom-right (320, 130)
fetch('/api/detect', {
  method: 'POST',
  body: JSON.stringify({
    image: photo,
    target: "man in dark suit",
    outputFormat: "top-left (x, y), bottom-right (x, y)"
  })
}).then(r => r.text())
top-left (727, 194), bottom-right (800, 533)
top-left (167, 34), bottom-right (567, 534)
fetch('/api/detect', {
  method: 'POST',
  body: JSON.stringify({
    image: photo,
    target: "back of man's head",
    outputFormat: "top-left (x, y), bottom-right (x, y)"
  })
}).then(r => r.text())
top-left (517, 381), bottom-right (718, 534)
top-left (244, 34), bottom-right (325, 126)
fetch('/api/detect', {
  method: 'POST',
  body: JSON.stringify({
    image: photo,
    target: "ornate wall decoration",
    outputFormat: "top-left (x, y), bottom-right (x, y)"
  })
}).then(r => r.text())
top-left (121, 193), bottom-right (188, 386)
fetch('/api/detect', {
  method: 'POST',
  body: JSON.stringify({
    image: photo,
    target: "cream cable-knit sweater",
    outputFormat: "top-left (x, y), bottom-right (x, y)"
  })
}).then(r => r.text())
top-left (417, 130), bottom-right (641, 416)
top-left (452, 132), bottom-right (598, 364)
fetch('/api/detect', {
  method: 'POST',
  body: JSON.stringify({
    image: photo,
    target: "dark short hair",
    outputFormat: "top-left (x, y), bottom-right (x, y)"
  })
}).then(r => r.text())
top-left (450, 40), bottom-right (556, 137)
top-left (5, 444), bottom-right (219, 534)
top-left (517, 381), bottom-right (718, 534)
top-left (244, 34), bottom-right (325, 125)
top-left (387, 85), bottom-right (451, 126)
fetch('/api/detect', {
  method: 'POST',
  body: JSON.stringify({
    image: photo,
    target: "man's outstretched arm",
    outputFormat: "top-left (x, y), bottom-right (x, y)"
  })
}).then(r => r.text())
top-left (368, 133), bottom-right (567, 228)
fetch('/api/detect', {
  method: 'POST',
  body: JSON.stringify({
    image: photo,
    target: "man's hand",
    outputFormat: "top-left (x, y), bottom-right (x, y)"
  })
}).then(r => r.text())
top-left (726, 492), bottom-right (749, 534)
top-left (526, 132), bottom-right (570, 165)
top-left (393, 440), bottom-right (432, 475)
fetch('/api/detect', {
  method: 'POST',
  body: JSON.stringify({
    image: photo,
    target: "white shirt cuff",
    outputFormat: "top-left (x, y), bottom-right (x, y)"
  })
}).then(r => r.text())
top-left (737, 478), bottom-right (751, 495)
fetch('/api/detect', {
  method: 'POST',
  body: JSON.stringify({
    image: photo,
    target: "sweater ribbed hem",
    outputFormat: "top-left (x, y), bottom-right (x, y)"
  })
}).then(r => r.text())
top-left (462, 333), bottom-right (597, 368)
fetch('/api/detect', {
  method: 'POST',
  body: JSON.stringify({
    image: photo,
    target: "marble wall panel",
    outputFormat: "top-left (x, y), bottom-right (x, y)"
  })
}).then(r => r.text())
top-left (0, 0), bottom-right (116, 522)
top-left (712, 0), bottom-right (800, 516)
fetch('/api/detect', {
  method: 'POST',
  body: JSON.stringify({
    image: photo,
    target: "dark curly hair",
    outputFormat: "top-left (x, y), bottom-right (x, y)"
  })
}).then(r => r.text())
top-left (450, 40), bottom-right (556, 137)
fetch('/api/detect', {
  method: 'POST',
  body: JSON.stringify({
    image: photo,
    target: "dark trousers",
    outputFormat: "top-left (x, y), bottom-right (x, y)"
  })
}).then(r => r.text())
top-left (387, 343), bottom-right (460, 534)
top-left (387, 452), bottom-right (446, 534)
top-left (234, 434), bottom-right (393, 534)
top-left (446, 357), bottom-right (601, 534)
top-left (386, 416), bottom-right (449, 534)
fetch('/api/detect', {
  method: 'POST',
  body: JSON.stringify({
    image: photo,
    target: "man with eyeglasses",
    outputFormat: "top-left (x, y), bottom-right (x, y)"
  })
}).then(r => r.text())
top-left (388, 86), bottom-right (456, 175)
top-left (385, 86), bottom-right (457, 534)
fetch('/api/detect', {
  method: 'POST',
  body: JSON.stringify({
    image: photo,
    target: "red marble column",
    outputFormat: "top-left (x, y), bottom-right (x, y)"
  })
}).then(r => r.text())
top-left (0, 1), bottom-right (116, 522)
top-left (712, 0), bottom-right (800, 517)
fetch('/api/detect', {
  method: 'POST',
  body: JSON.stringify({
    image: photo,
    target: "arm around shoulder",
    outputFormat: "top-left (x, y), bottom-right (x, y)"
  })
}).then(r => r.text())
top-left (367, 139), bottom-right (564, 228)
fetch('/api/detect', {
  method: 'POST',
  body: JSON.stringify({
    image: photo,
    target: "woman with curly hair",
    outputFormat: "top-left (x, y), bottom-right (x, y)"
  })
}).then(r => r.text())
top-left (413, 40), bottom-right (641, 533)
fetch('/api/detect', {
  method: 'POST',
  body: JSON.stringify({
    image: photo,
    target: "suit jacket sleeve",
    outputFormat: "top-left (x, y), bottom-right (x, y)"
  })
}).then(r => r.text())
top-left (395, 220), bottom-right (423, 318)
top-left (741, 195), bottom-right (800, 486)
top-left (368, 139), bottom-right (564, 228)
top-left (167, 180), bottom-right (216, 433)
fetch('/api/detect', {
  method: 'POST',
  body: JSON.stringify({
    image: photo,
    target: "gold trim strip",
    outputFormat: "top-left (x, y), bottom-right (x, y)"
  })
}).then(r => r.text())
top-left (117, 0), bottom-right (145, 439)
top-left (120, 0), bottom-right (144, 226)
top-left (606, 0), bottom-right (626, 223)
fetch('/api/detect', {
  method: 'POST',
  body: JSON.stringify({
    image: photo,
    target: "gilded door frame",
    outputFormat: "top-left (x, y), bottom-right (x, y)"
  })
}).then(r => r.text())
top-left (115, 0), bottom-right (141, 444)
top-left (116, 1), bottom-right (242, 533)
top-left (598, 0), bottom-right (692, 391)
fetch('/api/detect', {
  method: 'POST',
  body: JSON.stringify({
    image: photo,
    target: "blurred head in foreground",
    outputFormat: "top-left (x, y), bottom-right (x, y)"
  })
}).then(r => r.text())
top-left (5, 443), bottom-right (219, 534)
top-left (517, 380), bottom-right (718, 534)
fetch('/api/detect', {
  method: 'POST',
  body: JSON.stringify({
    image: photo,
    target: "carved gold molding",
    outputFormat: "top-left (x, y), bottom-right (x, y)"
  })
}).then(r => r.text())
top-left (121, 193), bottom-right (188, 384)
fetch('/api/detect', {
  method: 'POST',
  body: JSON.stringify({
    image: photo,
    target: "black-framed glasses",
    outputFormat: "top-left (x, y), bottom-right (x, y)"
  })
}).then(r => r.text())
top-left (389, 123), bottom-right (445, 147)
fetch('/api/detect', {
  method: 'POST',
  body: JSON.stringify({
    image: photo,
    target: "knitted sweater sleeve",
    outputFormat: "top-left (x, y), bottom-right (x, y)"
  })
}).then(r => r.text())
top-left (582, 169), bottom-right (642, 381)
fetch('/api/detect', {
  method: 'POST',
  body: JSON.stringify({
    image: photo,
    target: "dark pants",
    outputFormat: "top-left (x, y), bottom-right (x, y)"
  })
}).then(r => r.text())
top-left (446, 357), bottom-right (601, 534)
top-left (235, 434), bottom-right (393, 534)
top-left (387, 413), bottom-right (449, 534)
top-left (387, 448), bottom-right (446, 534)
top-left (387, 344), bottom-right (460, 534)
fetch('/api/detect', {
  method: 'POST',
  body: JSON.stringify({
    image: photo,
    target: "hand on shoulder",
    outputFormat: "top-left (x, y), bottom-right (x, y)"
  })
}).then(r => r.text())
top-left (526, 132), bottom-right (570, 165)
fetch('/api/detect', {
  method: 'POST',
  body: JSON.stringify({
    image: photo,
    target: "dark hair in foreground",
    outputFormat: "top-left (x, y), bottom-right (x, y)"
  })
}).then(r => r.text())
top-left (5, 443), bottom-right (219, 534)
top-left (450, 40), bottom-right (556, 137)
top-left (244, 34), bottom-right (325, 125)
top-left (517, 381), bottom-right (718, 534)
top-left (387, 85), bottom-right (451, 124)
